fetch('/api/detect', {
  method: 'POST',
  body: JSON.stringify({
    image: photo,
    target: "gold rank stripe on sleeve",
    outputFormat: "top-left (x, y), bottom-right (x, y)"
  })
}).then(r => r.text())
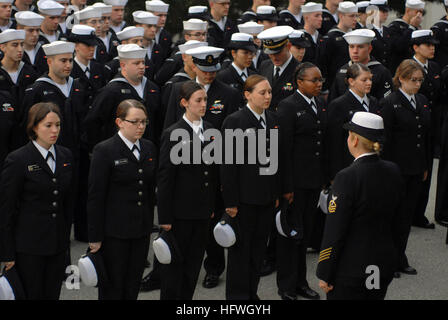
top-left (318, 253), bottom-right (331, 263)
top-left (318, 247), bottom-right (332, 262)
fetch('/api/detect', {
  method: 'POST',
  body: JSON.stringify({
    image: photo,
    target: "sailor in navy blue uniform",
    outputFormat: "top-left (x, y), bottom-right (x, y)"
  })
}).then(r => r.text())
top-left (317, 111), bottom-right (405, 300)
top-left (154, 18), bottom-right (208, 87)
top-left (104, 0), bottom-right (127, 34)
top-left (85, 44), bottom-right (161, 148)
top-left (207, 0), bottom-right (238, 52)
top-left (277, 62), bottom-right (327, 301)
top-left (0, 0), bottom-right (16, 32)
top-left (431, 0), bottom-right (448, 71)
top-left (158, 81), bottom-right (218, 300)
top-left (146, 0), bottom-right (172, 61)
top-left (255, 5), bottom-right (278, 30)
top-left (0, 102), bottom-right (75, 300)
top-left (319, 0), bottom-right (341, 36)
top-left (87, 99), bottom-right (157, 300)
top-left (370, 0), bottom-right (392, 70)
top-left (238, 0), bottom-right (270, 24)
top-left (319, 2), bottom-right (358, 93)
top-left (301, 2), bottom-right (324, 65)
top-left (0, 29), bottom-right (38, 109)
top-left (0, 90), bottom-right (19, 170)
top-left (237, 21), bottom-right (268, 72)
top-left (278, 0), bottom-right (305, 29)
top-left (92, 3), bottom-right (119, 62)
top-left (329, 29), bottom-right (392, 102)
top-left (327, 63), bottom-right (381, 180)
top-left (37, 0), bottom-right (67, 45)
top-left (288, 30), bottom-right (310, 63)
top-left (380, 59), bottom-right (431, 277)
top-left (387, 0), bottom-right (424, 74)
top-left (133, 10), bottom-right (164, 80)
top-left (15, 11), bottom-right (48, 76)
top-left (410, 30), bottom-right (442, 229)
top-left (11, 0), bottom-right (38, 19)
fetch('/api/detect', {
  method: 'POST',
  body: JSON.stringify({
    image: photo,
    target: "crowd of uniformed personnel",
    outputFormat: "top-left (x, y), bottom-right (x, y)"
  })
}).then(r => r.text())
top-left (0, 0), bottom-right (448, 301)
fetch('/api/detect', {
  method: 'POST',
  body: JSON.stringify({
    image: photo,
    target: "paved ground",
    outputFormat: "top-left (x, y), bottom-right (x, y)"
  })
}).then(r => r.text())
top-left (60, 160), bottom-right (448, 300)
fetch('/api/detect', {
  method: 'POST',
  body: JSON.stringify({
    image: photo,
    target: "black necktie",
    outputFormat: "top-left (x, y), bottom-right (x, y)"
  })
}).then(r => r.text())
top-left (424, 65), bottom-right (428, 73)
top-left (46, 151), bottom-right (54, 161)
top-left (362, 101), bottom-right (369, 111)
top-left (410, 97), bottom-right (416, 109)
top-left (241, 72), bottom-right (247, 82)
top-left (310, 101), bottom-right (317, 114)
top-left (274, 67), bottom-right (280, 81)
top-left (259, 117), bottom-right (265, 129)
top-left (132, 145), bottom-right (140, 153)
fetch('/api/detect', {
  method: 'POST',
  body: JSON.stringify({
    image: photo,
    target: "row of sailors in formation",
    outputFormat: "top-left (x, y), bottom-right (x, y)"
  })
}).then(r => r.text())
top-left (0, 0), bottom-right (448, 87)
top-left (0, 23), bottom-right (447, 300)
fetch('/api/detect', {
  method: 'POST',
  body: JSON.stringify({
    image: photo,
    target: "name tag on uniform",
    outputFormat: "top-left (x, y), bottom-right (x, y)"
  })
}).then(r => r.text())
top-left (121, 89), bottom-right (131, 94)
top-left (393, 104), bottom-right (401, 109)
top-left (43, 90), bottom-right (55, 96)
top-left (114, 158), bottom-right (128, 166)
top-left (28, 164), bottom-right (41, 172)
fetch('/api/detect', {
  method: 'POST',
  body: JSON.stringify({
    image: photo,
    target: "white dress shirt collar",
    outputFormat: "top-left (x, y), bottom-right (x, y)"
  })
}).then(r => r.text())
top-left (32, 140), bottom-right (56, 161)
top-left (246, 104), bottom-right (266, 125)
top-left (118, 130), bottom-right (141, 151)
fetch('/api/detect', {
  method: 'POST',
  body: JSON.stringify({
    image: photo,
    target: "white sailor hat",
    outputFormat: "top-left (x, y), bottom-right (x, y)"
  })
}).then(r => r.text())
top-left (68, 24), bottom-right (97, 45)
top-left (257, 25), bottom-right (294, 54)
top-left (178, 40), bottom-right (208, 54)
top-left (74, 6), bottom-right (102, 21)
top-left (78, 251), bottom-right (109, 287)
top-left (37, 0), bottom-right (65, 16)
top-left (117, 43), bottom-right (147, 59)
top-left (275, 201), bottom-right (303, 241)
top-left (132, 10), bottom-right (159, 25)
top-left (445, 0), bottom-right (448, 7)
top-left (15, 11), bottom-right (45, 27)
top-left (91, 3), bottom-right (112, 15)
top-left (229, 32), bottom-right (257, 52)
top-left (412, 29), bottom-right (438, 45)
top-left (145, 0), bottom-right (169, 13)
top-left (405, 0), bottom-right (425, 9)
top-left (343, 28), bottom-right (375, 44)
top-left (42, 40), bottom-right (75, 55)
top-left (187, 5), bottom-right (209, 20)
top-left (183, 18), bottom-right (208, 31)
top-left (238, 21), bottom-right (264, 35)
top-left (338, 1), bottom-right (358, 13)
top-left (0, 268), bottom-right (25, 300)
top-left (103, 0), bottom-right (127, 7)
top-left (186, 45), bottom-right (224, 72)
top-left (0, 0), bottom-right (12, 3)
top-left (0, 29), bottom-right (25, 44)
top-left (370, 0), bottom-right (389, 11)
top-left (153, 230), bottom-right (182, 264)
top-left (301, 2), bottom-right (323, 14)
top-left (55, 0), bottom-right (69, 3)
top-left (289, 30), bottom-right (311, 48)
top-left (213, 212), bottom-right (240, 248)
top-left (116, 26), bottom-right (144, 41)
top-left (356, 1), bottom-right (370, 12)
top-left (256, 5), bottom-right (278, 21)
top-left (343, 111), bottom-right (384, 141)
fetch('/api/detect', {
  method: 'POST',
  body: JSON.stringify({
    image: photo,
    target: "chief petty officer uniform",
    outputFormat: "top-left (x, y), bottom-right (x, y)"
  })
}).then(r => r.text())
top-left (85, 66), bottom-right (161, 149)
top-left (0, 140), bottom-right (75, 299)
top-left (257, 26), bottom-right (300, 111)
top-left (221, 104), bottom-right (284, 300)
top-left (411, 31), bottom-right (444, 229)
top-left (163, 46), bottom-right (242, 131)
top-left (277, 88), bottom-right (328, 300)
top-left (380, 88), bottom-right (431, 274)
top-left (87, 132), bottom-right (157, 300)
top-left (327, 90), bottom-right (381, 180)
top-left (216, 33), bottom-right (258, 102)
top-left (157, 116), bottom-right (218, 300)
top-left (316, 112), bottom-right (405, 300)
top-left (0, 90), bottom-right (19, 170)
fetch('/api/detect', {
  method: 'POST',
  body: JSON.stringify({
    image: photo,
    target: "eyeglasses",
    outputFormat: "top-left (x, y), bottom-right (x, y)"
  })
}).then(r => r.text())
top-left (410, 78), bottom-right (424, 83)
top-left (123, 119), bottom-right (149, 126)
top-left (299, 77), bottom-right (324, 83)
